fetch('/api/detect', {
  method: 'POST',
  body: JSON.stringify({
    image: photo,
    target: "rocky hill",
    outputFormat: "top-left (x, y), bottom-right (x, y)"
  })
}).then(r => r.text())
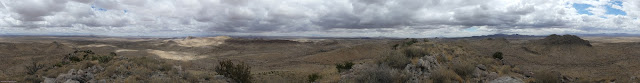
top-left (536, 34), bottom-right (592, 47)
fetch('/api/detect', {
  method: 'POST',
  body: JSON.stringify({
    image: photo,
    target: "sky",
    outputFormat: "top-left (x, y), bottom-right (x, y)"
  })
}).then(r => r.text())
top-left (0, 0), bottom-right (639, 38)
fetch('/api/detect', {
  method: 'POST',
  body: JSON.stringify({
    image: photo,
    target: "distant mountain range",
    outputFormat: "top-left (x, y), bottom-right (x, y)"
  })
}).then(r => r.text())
top-left (574, 33), bottom-right (640, 37)
top-left (462, 33), bottom-right (640, 39)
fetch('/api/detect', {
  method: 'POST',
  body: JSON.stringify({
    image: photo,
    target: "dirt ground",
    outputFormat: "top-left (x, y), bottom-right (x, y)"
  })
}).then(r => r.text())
top-left (1, 36), bottom-right (640, 82)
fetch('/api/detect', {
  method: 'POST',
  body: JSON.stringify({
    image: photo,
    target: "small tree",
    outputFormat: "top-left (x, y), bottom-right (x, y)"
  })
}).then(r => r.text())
top-left (493, 52), bottom-right (503, 60)
top-left (307, 73), bottom-right (322, 82)
top-left (215, 60), bottom-right (252, 83)
top-left (25, 58), bottom-right (44, 75)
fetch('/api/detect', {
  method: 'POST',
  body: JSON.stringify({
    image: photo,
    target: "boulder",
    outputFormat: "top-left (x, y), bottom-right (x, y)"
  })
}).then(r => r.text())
top-left (476, 64), bottom-right (487, 71)
top-left (489, 76), bottom-right (524, 83)
top-left (63, 79), bottom-right (80, 83)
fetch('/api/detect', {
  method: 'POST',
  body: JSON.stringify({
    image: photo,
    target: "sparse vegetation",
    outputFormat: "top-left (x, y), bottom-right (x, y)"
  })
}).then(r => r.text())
top-left (404, 47), bottom-right (427, 57)
top-left (493, 52), bottom-right (503, 60)
top-left (431, 68), bottom-right (463, 83)
top-left (307, 73), bottom-right (322, 82)
top-left (534, 71), bottom-right (562, 83)
top-left (354, 65), bottom-right (408, 83)
top-left (215, 60), bottom-right (253, 83)
top-left (336, 61), bottom-right (355, 72)
top-left (54, 61), bottom-right (70, 67)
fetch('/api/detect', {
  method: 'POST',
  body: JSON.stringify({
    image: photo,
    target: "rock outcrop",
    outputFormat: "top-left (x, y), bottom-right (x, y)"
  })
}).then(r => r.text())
top-left (45, 65), bottom-right (105, 83)
top-left (403, 55), bottom-right (443, 82)
top-left (489, 76), bottom-right (524, 83)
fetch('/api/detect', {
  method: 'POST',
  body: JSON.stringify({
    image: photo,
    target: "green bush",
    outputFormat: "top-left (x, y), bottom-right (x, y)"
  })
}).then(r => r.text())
top-left (98, 56), bottom-right (112, 63)
top-left (215, 60), bottom-right (252, 83)
top-left (493, 52), bottom-right (503, 60)
top-left (336, 61), bottom-right (354, 72)
top-left (404, 38), bottom-right (418, 46)
top-left (307, 73), bottom-right (322, 82)
top-left (69, 56), bottom-right (82, 62)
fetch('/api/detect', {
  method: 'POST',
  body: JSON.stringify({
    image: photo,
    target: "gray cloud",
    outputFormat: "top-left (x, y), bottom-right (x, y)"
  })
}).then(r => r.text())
top-left (5, 0), bottom-right (68, 21)
top-left (0, 0), bottom-right (638, 37)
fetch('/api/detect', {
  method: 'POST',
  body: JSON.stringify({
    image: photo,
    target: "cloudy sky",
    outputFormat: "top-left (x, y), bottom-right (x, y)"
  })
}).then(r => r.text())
top-left (0, 0), bottom-right (638, 37)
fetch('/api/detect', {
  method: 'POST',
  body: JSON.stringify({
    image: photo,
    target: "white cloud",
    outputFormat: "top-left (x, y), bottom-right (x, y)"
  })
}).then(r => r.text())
top-left (0, 0), bottom-right (638, 37)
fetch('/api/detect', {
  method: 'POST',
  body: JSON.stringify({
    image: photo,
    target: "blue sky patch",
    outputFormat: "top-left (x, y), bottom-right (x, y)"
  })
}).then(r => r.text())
top-left (573, 3), bottom-right (593, 15)
top-left (91, 4), bottom-right (107, 11)
top-left (605, 1), bottom-right (626, 15)
top-left (464, 27), bottom-right (478, 32)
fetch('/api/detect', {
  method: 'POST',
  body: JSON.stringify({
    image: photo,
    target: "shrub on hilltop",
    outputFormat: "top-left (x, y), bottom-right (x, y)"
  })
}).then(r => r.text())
top-left (215, 60), bottom-right (253, 83)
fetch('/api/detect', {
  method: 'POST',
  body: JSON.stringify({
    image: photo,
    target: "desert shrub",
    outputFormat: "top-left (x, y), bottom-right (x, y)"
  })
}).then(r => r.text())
top-left (431, 68), bottom-right (463, 83)
top-left (307, 73), bottom-right (322, 82)
top-left (98, 56), bottom-right (112, 63)
top-left (392, 44), bottom-right (399, 50)
top-left (451, 61), bottom-right (475, 79)
top-left (534, 71), bottom-right (561, 83)
top-left (159, 64), bottom-right (173, 71)
top-left (215, 60), bottom-right (252, 83)
top-left (382, 51), bottom-right (410, 69)
top-left (404, 38), bottom-right (418, 46)
top-left (492, 52), bottom-right (503, 60)
top-left (69, 56), bottom-right (82, 62)
top-left (336, 61), bottom-right (354, 72)
top-left (74, 50), bottom-right (95, 54)
top-left (25, 60), bottom-right (44, 75)
top-left (423, 38), bottom-right (430, 42)
top-left (110, 52), bottom-right (117, 56)
top-left (404, 47), bottom-right (427, 57)
top-left (355, 65), bottom-right (408, 83)
top-left (54, 61), bottom-right (70, 67)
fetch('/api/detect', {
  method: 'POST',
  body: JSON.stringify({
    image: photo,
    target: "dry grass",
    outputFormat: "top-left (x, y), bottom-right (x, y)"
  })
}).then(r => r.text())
top-left (533, 71), bottom-right (561, 83)
top-left (451, 61), bottom-right (475, 79)
top-left (430, 68), bottom-right (463, 83)
top-left (403, 46), bottom-right (428, 57)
